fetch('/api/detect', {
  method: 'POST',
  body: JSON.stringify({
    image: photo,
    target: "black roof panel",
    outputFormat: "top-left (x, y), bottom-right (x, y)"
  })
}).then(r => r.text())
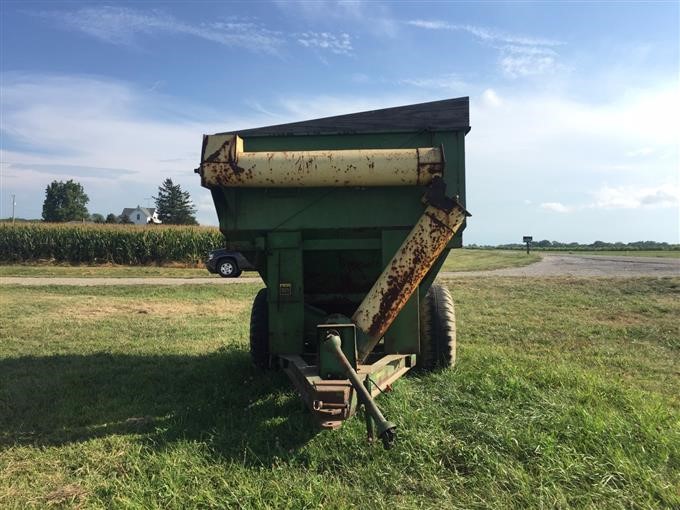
top-left (217, 97), bottom-right (469, 137)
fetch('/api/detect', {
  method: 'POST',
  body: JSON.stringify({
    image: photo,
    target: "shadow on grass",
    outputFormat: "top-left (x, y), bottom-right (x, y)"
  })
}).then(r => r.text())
top-left (0, 349), bottom-right (318, 464)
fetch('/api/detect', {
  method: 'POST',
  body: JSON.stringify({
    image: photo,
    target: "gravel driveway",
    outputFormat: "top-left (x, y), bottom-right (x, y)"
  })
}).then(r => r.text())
top-left (440, 254), bottom-right (680, 278)
top-left (1, 255), bottom-right (678, 286)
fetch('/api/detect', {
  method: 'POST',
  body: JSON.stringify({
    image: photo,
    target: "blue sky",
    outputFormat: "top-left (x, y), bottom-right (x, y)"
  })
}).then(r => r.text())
top-left (1, 0), bottom-right (678, 243)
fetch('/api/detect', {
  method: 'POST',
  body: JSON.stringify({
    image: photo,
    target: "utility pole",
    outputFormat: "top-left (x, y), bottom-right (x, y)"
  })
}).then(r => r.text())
top-left (11, 194), bottom-right (16, 224)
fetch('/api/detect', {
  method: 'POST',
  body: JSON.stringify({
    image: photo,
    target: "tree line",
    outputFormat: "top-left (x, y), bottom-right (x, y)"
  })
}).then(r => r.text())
top-left (40, 179), bottom-right (198, 225)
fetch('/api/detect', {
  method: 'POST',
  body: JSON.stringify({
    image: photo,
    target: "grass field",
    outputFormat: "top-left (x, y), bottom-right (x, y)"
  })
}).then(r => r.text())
top-left (0, 249), bottom-right (541, 278)
top-left (1, 277), bottom-right (678, 508)
top-left (0, 265), bottom-right (217, 278)
top-left (441, 249), bottom-right (540, 272)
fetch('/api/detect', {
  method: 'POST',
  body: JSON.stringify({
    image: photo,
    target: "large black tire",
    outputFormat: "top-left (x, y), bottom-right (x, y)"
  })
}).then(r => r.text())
top-left (418, 283), bottom-right (457, 370)
top-left (249, 289), bottom-right (270, 369)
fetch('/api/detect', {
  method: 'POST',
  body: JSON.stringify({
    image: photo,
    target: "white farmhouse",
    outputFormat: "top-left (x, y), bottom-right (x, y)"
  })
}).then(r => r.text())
top-left (120, 206), bottom-right (162, 225)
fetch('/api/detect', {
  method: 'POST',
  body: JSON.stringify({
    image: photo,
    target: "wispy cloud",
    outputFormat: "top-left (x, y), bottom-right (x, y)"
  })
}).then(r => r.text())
top-left (296, 32), bottom-right (353, 55)
top-left (541, 184), bottom-right (680, 213)
top-left (406, 20), bottom-right (563, 78)
top-left (33, 6), bottom-right (348, 56)
top-left (593, 184), bottom-right (680, 209)
top-left (0, 73), bottom-right (274, 223)
top-left (399, 73), bottom-right (467, 91)
top-left (34, 6), bottom-right (284, 53)
top-left (407, 21), bottom-right (561, 46)
top-left (277, 1), bottom-right (398, 38)
top-left (499, 45), bottom-right (559, 78)
top-left (7, 163), bottom-right (137, 178)
top-left (625, 147), bottom-right (656, 158)
top-left (541, 202), bottom-right (573, 213)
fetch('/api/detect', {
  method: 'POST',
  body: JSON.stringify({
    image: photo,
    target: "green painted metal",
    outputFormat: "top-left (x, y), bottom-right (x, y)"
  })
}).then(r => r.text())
top-left (266, 231), bottom-right (304, 355)
top-left (200, 103), bottom-right (467, 364)
top-left (317, 323), bottom-right (357, 380)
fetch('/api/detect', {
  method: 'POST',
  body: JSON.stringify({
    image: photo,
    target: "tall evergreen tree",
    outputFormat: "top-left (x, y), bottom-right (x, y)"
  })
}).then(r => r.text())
top-left (154, 178), bottom-right (198, 225)
top-left (42, 180), bottom-right (89, 222)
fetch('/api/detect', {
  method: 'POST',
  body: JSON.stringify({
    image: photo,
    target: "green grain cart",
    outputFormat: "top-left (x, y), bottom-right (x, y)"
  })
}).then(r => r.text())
top-left (196, 98), bottom-right (470, 448)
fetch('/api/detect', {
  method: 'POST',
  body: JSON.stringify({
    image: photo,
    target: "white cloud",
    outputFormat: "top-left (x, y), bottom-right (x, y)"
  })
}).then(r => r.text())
top-left (6, 162), bottom-right (137, 178)
top-left (470, 83), bottom-right (679, 156)
top-left (467, 79), bottom-right (679, 241)
top-left (592, 184), bottom-right (679, 209)
top-left (35, 6), bottom-right (357, 58)
top-left (500, 54), bottom-right (558, 78)
top-left (399, 74), bottom-right (467, 91)
top-left (35, 6), bottom-right (284, 53)
top-left (405, 20), bottom-right (562, 47)
top-left (277, 1), bottom-right (398, 38)
top-left (501, 45), bottom-right (559, 56)
top-left (625, 147), bottom-right (656, 157)
top-left (406, 20), bottom-right (449, 31)
top-left (296, 32), bottom-right (353, 55)
top-left (406, 20), bottom-right (563, 78)
top-left (541, 202), bottom-right (573, 213)
top-left (0, 73), bottom-right (278, 224)
top-left (539, 184), bottom-right (679, 214)
top-left (481, 88), bottom-right (502, 107)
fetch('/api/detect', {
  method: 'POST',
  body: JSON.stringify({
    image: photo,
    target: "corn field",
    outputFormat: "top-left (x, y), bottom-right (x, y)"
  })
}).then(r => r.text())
top-left (0, 223), bottom-right (224, 265)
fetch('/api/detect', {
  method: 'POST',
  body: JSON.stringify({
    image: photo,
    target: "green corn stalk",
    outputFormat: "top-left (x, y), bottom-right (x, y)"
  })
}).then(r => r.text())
top-left (0, 222), bottom-right (224, 265)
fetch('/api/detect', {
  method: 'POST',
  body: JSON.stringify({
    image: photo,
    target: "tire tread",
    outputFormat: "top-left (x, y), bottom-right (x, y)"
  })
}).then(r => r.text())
top-left (419, 283), bottom-right (456, 370)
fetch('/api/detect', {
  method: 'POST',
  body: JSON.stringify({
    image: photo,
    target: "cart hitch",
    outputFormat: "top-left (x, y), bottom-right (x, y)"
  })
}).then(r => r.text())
top-left (323, 331), bottom-right (397, 449)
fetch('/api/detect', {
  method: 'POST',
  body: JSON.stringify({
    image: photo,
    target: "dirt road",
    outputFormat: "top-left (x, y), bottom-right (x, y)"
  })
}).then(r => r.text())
top-left (441, 254), bottom-right (680, 278)
top-left (1, 255), bottom-right (677, 286)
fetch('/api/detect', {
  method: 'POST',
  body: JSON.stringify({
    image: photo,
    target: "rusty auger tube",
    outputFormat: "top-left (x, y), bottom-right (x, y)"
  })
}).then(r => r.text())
top-left (352, 201), bottom-right (468, 362)
top-left (200, 135), bottom-right (444, 188)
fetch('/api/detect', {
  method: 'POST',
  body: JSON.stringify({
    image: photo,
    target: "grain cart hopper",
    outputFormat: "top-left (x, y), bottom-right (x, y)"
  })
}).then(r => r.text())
top-left (196, 98), bottom-right (471, 448)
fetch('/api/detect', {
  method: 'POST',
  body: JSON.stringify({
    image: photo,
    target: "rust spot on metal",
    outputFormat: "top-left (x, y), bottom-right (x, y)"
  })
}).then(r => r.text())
top-left (353, 202), bottom-right (467, 360)
top-left (202, 134), bottom-right (445, 188)
top-left (204, 137), bottom-right (232, 163)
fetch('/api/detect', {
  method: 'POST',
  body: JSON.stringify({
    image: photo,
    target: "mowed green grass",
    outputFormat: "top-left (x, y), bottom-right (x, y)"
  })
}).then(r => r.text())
top-left (0, 249), bottom-right (541, 278)
top-left (0, 265), bottom-right (219, 278)
top-left (0, 278), bottom-right (678, 509)
top-left (441, 249), bottom-right (540, 272)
